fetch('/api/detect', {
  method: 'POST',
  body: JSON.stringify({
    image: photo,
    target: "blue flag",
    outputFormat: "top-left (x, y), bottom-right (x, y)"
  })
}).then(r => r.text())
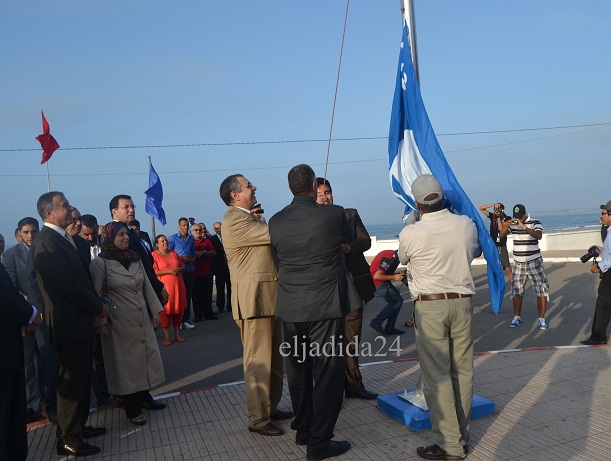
top-left (145, 162), bottom-right (167, 225)
top-left (388, 22), bottom-right (505, 314)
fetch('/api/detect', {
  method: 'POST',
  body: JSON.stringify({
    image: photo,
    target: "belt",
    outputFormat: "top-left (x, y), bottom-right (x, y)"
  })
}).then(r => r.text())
top-left (416, 293), bottom-right (472, 302)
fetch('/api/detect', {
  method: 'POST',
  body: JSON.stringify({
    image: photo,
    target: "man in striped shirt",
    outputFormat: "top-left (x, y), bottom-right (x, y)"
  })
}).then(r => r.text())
top-left (505, 204), bottom-right (549, 330)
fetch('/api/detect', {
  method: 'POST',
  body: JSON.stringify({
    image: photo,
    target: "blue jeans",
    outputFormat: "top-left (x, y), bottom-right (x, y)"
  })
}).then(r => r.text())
top-left (371, 283), bottom-right (404, 332)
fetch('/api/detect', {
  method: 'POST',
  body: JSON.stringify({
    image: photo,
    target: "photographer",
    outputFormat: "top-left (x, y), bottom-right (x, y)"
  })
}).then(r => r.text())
top-left (369, 250), bottom-right (406, 335)
top-left (479, 202), bottom-right (513, 280)
top-left (580, 200), bottom-right (611, 345)
top-left (504, 204), bottom-right (549, 330)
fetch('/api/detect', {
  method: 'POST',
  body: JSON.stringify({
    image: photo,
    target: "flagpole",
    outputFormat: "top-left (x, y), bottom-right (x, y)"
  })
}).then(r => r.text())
top-left (401, 0), bottom-right (420, 84)
top-left (148, 155), bottom-right (156, 241)
top-left (45, 162), bottom-right (50, 192)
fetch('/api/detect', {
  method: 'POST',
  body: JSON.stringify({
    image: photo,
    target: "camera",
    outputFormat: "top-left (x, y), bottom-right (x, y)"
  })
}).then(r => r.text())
top-left (379, 250), bottom-right (400, 274)
top-left (580, 245), bottom-right (601, 263)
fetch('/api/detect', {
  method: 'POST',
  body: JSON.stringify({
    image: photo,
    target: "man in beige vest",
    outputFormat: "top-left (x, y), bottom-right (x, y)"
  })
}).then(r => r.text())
top-left (219, 174), bottom-right (293, 436)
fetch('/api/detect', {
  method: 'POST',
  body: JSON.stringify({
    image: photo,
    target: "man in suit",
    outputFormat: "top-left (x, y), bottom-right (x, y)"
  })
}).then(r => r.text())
top-left (219, 174), bottom-right (292, 436)
top-left (269, 164), bottom-right (351, 461)
top-left (129, 219), bottom-right (152, 251)
top-left (316, 178), bottom-right (378, 400)
top-left (0, 263), bottom-right (39, 461)
top-left (211, 221), bottom-right (232, 313)
top-left (109, 194), bottom-right (168, 411)
top-left (66, 208), bottom-right (92, 263)
top-left (31, 191), bottom-right (107, 457)
top-left (1, 216), bottom-right (45, 423)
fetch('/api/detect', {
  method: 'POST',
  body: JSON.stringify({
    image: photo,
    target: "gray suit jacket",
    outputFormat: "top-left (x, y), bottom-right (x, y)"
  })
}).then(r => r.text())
top-left (269, 194), bottom-right (351, 322)
top-left (1, 242), bottom-right (29, 295)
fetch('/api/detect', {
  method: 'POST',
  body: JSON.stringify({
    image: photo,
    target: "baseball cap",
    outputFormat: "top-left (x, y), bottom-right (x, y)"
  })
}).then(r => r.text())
top-left (600, 200), bottom-right (611, 213)
top-left (512, 204), bottom-right (526, 219)
top-left (412, 174), bottom-right (444, 205)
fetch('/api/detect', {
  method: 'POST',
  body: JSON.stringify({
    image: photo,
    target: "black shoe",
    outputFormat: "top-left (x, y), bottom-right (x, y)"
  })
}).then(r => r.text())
top-left (82, 426), bottom-right (107, 438)
top-left (142, 399), bottom-right (166, 410)
top-left (295, 431), bottom-right (310, 445)
top-left (580, 339), bottom-right (607, 345)
top-left (345, 388), bottom-right (378, 400)
top-left (370, 323), bottom-right (385, 335)
top-left (307, 440), bottom-right (351, 460)
top-left (384, 328), bottom-right (405, 335)
top-left (204, 315), bottom-right (219, 320)
top-left (56, 441), bottom-right (101, 457)
top-left (41, 408), bottom-right (58, 424)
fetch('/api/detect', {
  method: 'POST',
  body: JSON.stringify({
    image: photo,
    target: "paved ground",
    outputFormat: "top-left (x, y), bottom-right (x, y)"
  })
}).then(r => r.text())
top-left (26, 255), bottom-right (611, 460)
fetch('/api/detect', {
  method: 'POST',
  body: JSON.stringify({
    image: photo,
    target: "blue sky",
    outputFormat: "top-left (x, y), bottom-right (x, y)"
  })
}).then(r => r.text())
top-left (1, 1), bottom-right (610, 241)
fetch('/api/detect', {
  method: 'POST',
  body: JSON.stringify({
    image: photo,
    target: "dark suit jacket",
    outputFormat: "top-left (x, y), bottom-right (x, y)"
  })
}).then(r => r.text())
top-left (31, 226), bottom-right (103, 345)
top-left (1, 242), bottom-right (29, 294)
top-left (126, 227), bottom-right (165, 302)
top-left (0, 263), bottom-right (34, 375)
top-left (139, 231), bottom-right (153, 250)
top-left (210, 234), bottom-right (228, 274)
top-left (269, 194), bottom-right (351, 322)
top-left (73, 234), bottom-right (92, 263)
top-left (343, 208), bottom-right (376, 304)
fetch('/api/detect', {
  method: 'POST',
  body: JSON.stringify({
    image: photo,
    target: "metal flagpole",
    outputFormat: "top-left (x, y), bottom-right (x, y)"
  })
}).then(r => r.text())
top-left (400, 0), bottom-right (425, 401)
top-left (402, 0), bottom-right (420, 84)
top-left (148, 155), bottom-right (156, 241)
top-left (45, 162), bottom-right (50, 192)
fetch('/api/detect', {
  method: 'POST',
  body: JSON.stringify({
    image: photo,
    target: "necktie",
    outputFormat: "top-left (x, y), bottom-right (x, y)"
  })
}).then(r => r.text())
top-left (65, 233), bottom-right (77, 248)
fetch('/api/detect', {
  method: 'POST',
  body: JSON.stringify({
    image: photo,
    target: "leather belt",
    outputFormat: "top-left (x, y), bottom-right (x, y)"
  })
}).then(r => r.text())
top-left (416, 293), bottom-right (472, 302)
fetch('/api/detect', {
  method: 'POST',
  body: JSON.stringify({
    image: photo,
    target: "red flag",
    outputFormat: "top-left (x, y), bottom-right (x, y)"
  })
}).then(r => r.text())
top-left (35, 111), bottom-right (60, 164)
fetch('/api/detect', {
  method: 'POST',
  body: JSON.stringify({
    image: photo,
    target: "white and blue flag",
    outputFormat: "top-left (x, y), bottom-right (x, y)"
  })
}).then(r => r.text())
top-left (388, 21), bottom-right (505, 314)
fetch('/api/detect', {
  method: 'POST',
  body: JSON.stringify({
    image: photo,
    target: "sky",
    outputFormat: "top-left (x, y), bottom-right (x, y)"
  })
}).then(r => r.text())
top-left (1, 1), bottom-right (610, 242)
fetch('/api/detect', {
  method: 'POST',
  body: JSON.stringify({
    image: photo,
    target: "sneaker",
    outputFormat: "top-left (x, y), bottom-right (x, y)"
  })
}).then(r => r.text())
top-left (509, 316), bottom-right (522, 328)
top-left (182, 321), bottom-right (195, 330)
top-left (538, 318), bottom-right (548, 330)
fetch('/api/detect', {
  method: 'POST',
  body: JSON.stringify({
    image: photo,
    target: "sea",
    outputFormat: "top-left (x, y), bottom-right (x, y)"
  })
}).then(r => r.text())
top-left (367, 208), bottom-right (603, 240)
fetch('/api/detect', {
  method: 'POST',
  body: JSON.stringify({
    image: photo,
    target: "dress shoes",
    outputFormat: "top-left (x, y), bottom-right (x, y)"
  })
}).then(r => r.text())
top-left (306, 440), bottom-right (351, 460)
top-left (82, 426), bottom-right (107, 438)
top-left (345, 388), bottom-right (378, 400)
top-left (142, 398), bottom-right (166, 410)
top-left (270, 408), bottom-right (295, 420)
top-left (384, 328), bottom-right (405, 335)
top-left (580, 339), bottom-right (607, 345)
top-left (41, 408), bottom-right (58, 424)
top-left (248, 422), bottom-right (285, 436)
top-left (56, 441), bottom-right (101, 457)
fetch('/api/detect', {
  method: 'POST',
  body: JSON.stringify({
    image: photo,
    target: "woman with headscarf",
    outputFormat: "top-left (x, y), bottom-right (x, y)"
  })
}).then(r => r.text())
top-left (90, 222), bottom-right (165, 426)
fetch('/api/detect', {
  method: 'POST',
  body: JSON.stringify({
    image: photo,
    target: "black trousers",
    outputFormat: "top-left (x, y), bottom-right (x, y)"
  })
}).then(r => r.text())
top-left (344, 307), bottom-right (365, 394)
top-left (0, 367), bottom-right (28, 461)
top-left (214, 267), bottom-right (232, 311)
top-left (182, 271), bottom-right (195, 322)
top-left (590, 271), bottom-right (611, 342)
top-left (55, 337), bottom-right (94, 444)
top-left (192, 275), bottom-right (214, 319)
top-left (283, 318), bottom-right (345, 452)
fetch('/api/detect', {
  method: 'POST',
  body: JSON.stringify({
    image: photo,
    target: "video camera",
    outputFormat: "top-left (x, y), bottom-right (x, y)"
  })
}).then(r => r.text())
top-left (580, 245), bottom-right (601, 263)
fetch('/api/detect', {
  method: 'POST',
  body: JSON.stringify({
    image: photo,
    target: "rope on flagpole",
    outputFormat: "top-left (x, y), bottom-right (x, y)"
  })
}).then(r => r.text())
top-left (323, 0), bottom-right (350, 181)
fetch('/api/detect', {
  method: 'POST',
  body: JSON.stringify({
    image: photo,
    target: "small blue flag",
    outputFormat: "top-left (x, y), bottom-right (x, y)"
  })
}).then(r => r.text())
top-left (388, 21), bottom-right (505, 314)
top-left (145, 162), bottom-right (166, 225)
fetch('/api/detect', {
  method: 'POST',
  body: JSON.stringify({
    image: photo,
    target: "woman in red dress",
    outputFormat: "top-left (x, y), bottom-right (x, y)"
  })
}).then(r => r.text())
top-left (152, 234), bottom-right (187, 346)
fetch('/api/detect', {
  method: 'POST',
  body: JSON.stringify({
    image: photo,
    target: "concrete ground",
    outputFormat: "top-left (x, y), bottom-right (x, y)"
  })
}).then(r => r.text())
top-left (26, 255), bottom-right (611, 460)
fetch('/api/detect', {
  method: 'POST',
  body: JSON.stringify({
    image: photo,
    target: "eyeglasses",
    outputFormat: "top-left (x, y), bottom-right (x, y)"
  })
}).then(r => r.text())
top-left (192, 229), bottom-right (203, 232)
top-left (602, 211), bottom-right (610, 216)
top-left (115, 205), bottom-right (136, 211)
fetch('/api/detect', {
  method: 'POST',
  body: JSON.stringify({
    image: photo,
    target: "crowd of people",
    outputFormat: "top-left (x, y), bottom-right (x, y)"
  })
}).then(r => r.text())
top-left (1, 170), bottom-right (610, 461)
top-left (0, 191), bottom-right (232, 459)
